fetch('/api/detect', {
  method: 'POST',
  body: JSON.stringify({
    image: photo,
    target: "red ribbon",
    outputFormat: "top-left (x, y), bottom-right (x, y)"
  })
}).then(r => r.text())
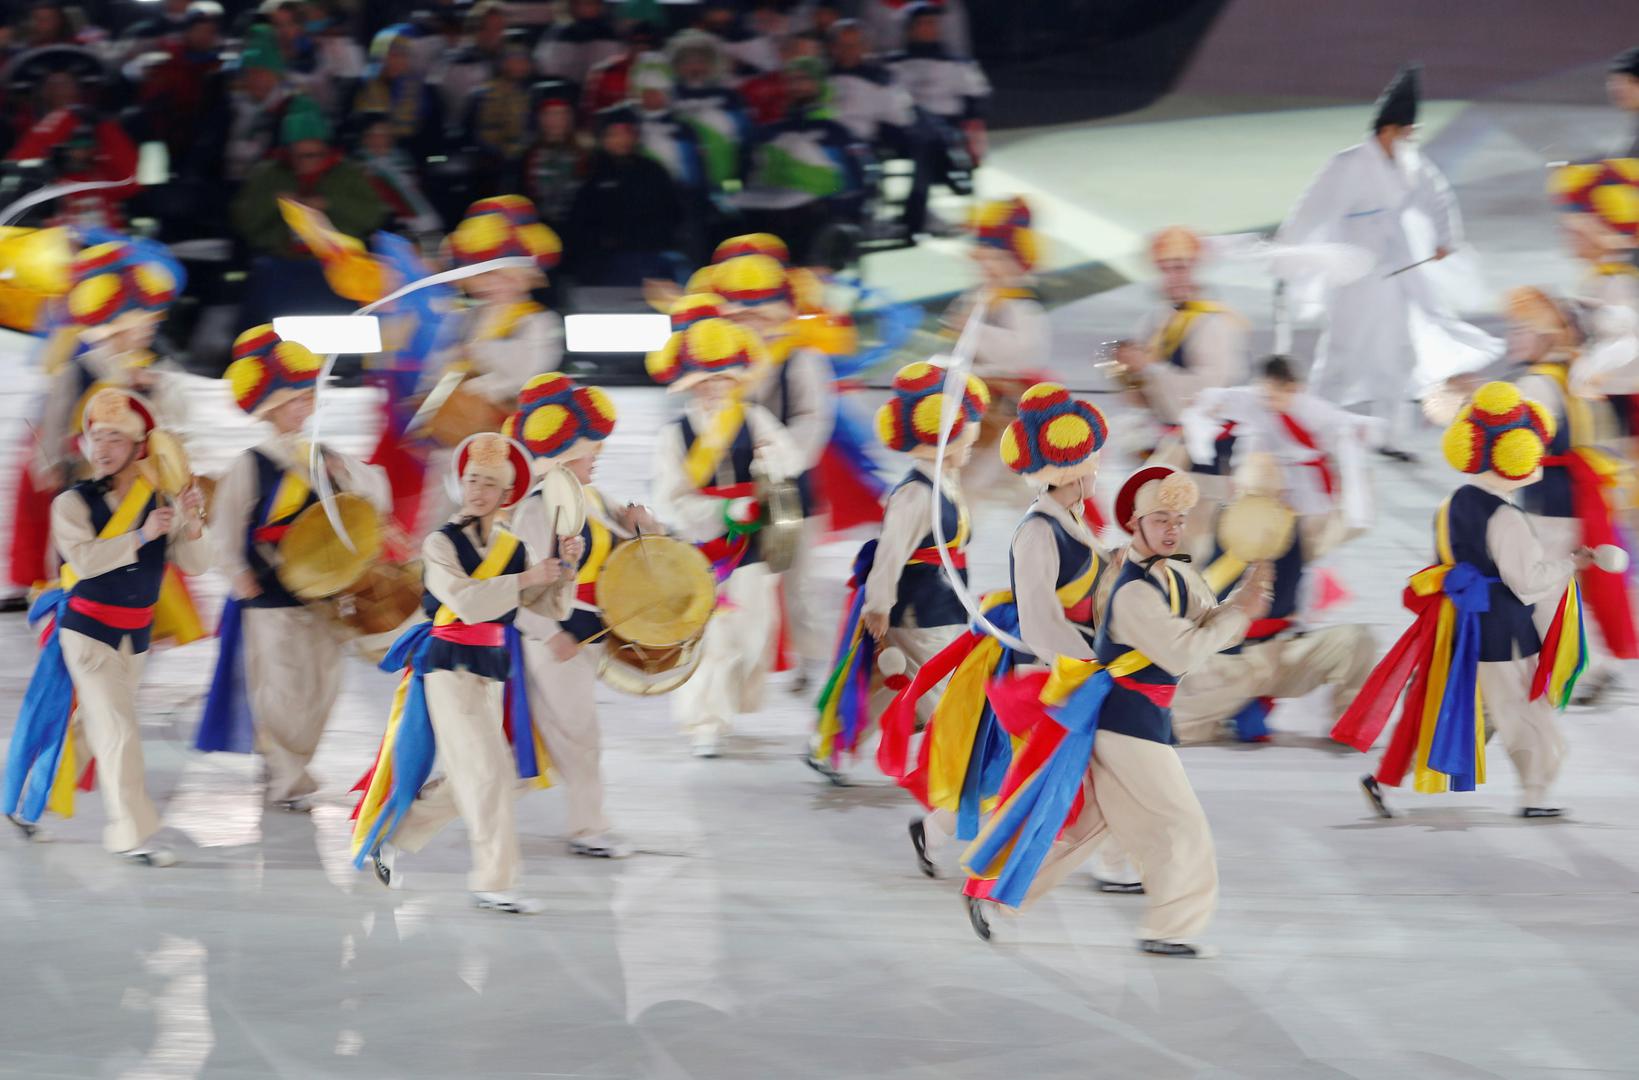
top-left (575, 582), bottom-right (597, 605)
top-left (252, 524), bottom-right (292, 543)
top-left (1330, 584), bottom-right (1443, 787)
top-left (909, 545), bottom-right (965, 569)
top-left (431, 621), bottom-right (505, 647)
top-left (67, 596), bottom-right (156, 630)
top-left (1541, 452), bottom-right (1638, 658)
top-left (1111, 674), bottom-right (1176, 708)
top-left (1277, 412), bottom-right (1334, 495)
top-left (1245, 616), bottom-right (1293, 640)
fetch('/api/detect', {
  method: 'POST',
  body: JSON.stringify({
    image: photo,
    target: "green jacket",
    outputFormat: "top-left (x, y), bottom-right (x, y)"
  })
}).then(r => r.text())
top-left (231, 154), bottom-right (387, 258)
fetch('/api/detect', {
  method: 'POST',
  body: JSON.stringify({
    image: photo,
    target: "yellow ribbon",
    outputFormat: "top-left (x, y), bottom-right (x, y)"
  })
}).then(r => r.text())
top-left (1149, 300), bottom-right (1228, 363)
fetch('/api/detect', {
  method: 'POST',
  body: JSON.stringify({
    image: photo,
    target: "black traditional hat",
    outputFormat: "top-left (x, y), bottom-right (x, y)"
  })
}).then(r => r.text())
top-left (1372, 64), bottom-right (1420, 130)
top-left (1612, 47), bottom-right (1639, 79)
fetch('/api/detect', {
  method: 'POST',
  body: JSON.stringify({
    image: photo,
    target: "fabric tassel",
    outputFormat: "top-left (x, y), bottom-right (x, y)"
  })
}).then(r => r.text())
top-left (1, 590), bottom-right (77, 823)
top-left (350, 622), bottom-right (437, 865)
top-left (504, 626), bottom-right (551, 786)
top-left (815, 543), bottom-right (877, 764)
top-left (1230, 697), bottom-right (1273, 742)
top-left (196, 597), bottom-right (257, 753)
top-left (1424, 563), bottom-right (1491, 791)
top-left (1530, 581), bottom-right (1588, 708)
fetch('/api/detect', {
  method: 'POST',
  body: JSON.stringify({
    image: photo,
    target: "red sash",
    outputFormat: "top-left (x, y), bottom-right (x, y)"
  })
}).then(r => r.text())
top-left (253, 524), bottom-right (292, 543)
top-left (1246, 616), bottom-right (1293, 640)
top-left (909, 545), bottom-right (965, 569)
top-left (1113, 675), bottom-right (1176, 708)
top-left (68, 596), bottom-right (156, 630)
top-left (575, 582), bottom-right (598, 605)
top-left (431, 622), bottom-right (505, 647)
top-left (1277, 412), bottom-right (1334, 495)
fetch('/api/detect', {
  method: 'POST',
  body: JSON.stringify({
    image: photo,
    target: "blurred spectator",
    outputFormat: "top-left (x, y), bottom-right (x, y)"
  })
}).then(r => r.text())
top-left (861, 0), bottom-right (971, 56)
top-left (693, 0), bottom-right (781, 76)
top-left (886, 4), bottom-right (988, 179)
top-left (828, 19), bottom-right (953, 237)
top-left (346, 26), bottom-right (444, 161)
top-left (667, 29), bottom-right (752, 191)
top-left (21, 2), bottom-right (81, 49)
top-left (206, 25), bottom-right (293, 185)
top-left (260, 0), bottom-right (320, 78)
top-left (433, 0), bottom-right (508, 120)
top-left (631, 54), bottom-right (706, 194)
top-left (347, 110), bottom-right (443, 237)
top-left (579, 20), bottom-right (664, 119)
top-left (740, 33), bottom-right (823, 126)
top-left (534, 0), bottom-right (624, 88)
top-left (568, 104), bottom-right (680, 285)
top-left (138, 3), bottom-right (227, 164)
top-left (1612, 48), bottom-right (1639, 157)
top-left (310, 3), bottom-right (368, 91)
top-left (119, 0), bottom-right (197, 61)
top-left (231, 94), bottom-right (386, 321)
top-left (4, 45), bottom-right (107, 134)
top-left (736, 56), bottom-right (866, 262)
top-left (6, 105), bottom-right (139, 228)
top-left (521, 80), bottom-right (589, 232)
top-left (792, 0), bottom-right (845, 41)
top-left (463, 35), bottom-right (536, 191)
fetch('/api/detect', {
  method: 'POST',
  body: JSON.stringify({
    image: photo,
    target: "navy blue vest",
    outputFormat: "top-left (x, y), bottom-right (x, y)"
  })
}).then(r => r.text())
top-left (1008, 508), bottom-right (1100, 660)
top-left (886, 471), bottom-right (967, 629)
top-left (1445, 485), bottom-right (1540, 663)
top-left (1514, 366), bottom-right (1573, 519)
top-left (60, 482), bottom-right (169, 653)
top-left (677, 412), bottom-right (767, 565)
top-left (242, 449), bottom-right (319, 610)
top-left (1092, 559), bottom-right (1187, 745)
top-left (421, 522), bottom-right (528, 680)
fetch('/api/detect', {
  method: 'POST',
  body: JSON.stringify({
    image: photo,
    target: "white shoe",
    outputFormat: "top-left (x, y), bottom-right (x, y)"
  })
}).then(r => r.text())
top-left (473, 890), bottom-right (546, 915)
top-left (568, 832), bottom-right (633, 858)
top-left (371, 843), bottom-right (403, 889)
top-left (691, 731), bottom-right (722, 758)
top-left (121, 846), bottom-right (178, 868)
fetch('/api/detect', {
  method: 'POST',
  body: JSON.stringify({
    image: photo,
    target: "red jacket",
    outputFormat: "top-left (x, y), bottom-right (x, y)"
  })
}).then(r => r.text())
top-left (7, 111), bottom-right (140, 229)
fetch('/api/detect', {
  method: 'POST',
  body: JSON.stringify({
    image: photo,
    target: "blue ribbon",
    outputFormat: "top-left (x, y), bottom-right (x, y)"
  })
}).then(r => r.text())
top-left (504, 625), bottom-right (545, 781)
top-left (351, 621), bottom-right (437, 865)
top-left (1230, 698), bottom-right (1272, 742)
top-left (2, 590), bottom-right (73, 823)
top-left (967, 666), bottom-right (1112, 908)
top-left (828, 277), bottom-right (919, 378)
top-left (195, 597), bottom-right (257, 753)
top-left (955, 602), bottom-right (1020, 840)
top-left (825, 404), bottom-right (889, 501)
top-left (1426, 562), bottom-right (1494, 791)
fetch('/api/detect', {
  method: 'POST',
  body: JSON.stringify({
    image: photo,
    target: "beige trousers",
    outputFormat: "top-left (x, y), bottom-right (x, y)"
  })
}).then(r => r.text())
top-left (876, 622), bottom-right (966, 852)
top-left (1021, 731), bottom-right (1218, 942)
top-left (60, 630), bottom-right (160, 852)
top-left (520, 637), bottom-right (609, 839)
top-left (782, 517), bottom-right (825, 665)
top-left (242, 605), bottom-right (345, 802)
top-left (1478, 656), bottom-right (1566, 808)
top-left (674, 563), bottom-right (778, 737)
top-left (392, 669), bottom-right (522, 893)
top-left (1171, 625), bottom-right (1376, 745)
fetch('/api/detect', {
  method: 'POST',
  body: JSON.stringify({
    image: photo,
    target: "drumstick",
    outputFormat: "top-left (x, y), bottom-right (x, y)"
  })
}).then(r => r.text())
top-left (1385, 254), bottom-right (1438, 278)
top-left (579, 596), bottom-right (675, 645)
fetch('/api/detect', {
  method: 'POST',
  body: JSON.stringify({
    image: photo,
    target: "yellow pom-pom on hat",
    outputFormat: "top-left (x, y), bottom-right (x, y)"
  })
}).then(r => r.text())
top-left (713, 253), bottom-right (791, 309)
top-left (971, 197), bottom-right (1039, 271)
top-left (1441, 380), bottom-right (1554, 481)
top-left (224, 324), bottom-right (321, 416)
top-left (998, 381), bottom-right (1108, 484)
top-left (646, 317), bottom-right (762, 392)
top-left (873, 361), bottom-right (990, 457)
top-left (448, 194), bottom-right (562, 271)
top-left (712, 233), bottom-right (789, 266)
top-left (514, 371), bottom-right (616, 461)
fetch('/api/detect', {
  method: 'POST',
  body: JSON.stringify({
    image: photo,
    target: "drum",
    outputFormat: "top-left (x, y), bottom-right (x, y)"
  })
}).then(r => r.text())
top-left (595, 535), bottom-right (716, 695)
top-left (1216, 493), bottom-right (1297, 563)
top-left (330, 560), bottom-right (424, 663)
top-left (532, 462), bottom-right (587, 539)
top-left (754, 467), bottom-right (803, 574)
top-left (427, 382), bottom-right (508, 448)
top-left (276, 494), bottom-right (385, 599)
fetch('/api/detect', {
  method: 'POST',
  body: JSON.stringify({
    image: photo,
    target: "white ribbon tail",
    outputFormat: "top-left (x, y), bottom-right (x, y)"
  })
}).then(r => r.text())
top-left (0, 174), bottom-right (138, 227)
top-left (932, 289), bottom-right (1030, 653)
top-left (307, 255), bottom-right (540, 552)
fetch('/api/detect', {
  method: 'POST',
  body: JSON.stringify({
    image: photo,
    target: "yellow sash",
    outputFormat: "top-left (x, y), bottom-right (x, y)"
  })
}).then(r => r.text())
top-left (268, 465), bottom-right (312, 526)
top-left (683, 400), bottom-right (749, 490)
top-left (576, 489), bottom-right (614, 588)
top-left (433, 527), bottom-right (521, 626)
top-left (60, 478), bottom-right (153, 590)
top-left (1528, 361), bottom-right (1595, 447)
top-left (1149, 300), bottom-right (1228, 364)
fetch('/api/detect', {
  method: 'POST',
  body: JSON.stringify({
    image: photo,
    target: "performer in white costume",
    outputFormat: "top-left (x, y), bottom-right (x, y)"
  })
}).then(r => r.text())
top-left (1277, 64), bottom-right (1500, 454)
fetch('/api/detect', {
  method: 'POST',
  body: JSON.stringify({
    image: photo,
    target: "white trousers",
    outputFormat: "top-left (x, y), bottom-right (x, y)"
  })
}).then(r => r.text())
top-left (520, 637), bottom-right (609, 839)
top-left (1171, 624), bottom-right (1376, 745)
top-left (392, 670), bottom-right (522, 893)
top-left (1021, 731), bottom-right (1219, 942)
top-left (242, 605), bottom-right (345, 802)
top-left (1478, 656), bottom-right (1566, 808)
top-left (781, 517), bottom-right (825, 665)
top-left (60, 630), bottom-right (160, 852)
top-left (673, 563), bottom-right (778, 737)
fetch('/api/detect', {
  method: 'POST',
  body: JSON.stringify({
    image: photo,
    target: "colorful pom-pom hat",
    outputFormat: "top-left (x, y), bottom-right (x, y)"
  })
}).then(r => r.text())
top-left (668, 292), bottom-right (726, 333)
top-left (645, 316), bottom-right (765, 392)
top-left (712, 253), bottom-right (792, 310)
top-left (1440, 380), bottom-right (1556, 482)
top-left (712, 233), bottom-right (790, 266)
top-left (224, 324), bottom-right (323, 417)
top-left (447, 194), bottom-right (563, 273)
top-left (998, 382), bottom-right (1108, 485)
top-left (1548, 157), bottom-right (1639, 237)
top-left (971, 197), bottom-right (1039, 272)
top-left (875, 360), bottom-right (990, 459)
top-left (68, 240), bottom-right (179, 336)
top-left (452, 431), bottom-right (532, 508)
top-left (1115, 464), bottom-right (1199, 530)
top-left (508, 372), bottom-right (617, 462)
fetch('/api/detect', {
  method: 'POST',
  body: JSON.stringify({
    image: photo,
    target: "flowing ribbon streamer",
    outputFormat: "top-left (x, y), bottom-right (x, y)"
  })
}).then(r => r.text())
top-left (1, 589), bottom-right (79, 823)
top-left (0, 175), bottom-right (140, 227)
top-left (350, 621), bottom-right (437, 864)
top-left (1424, 563), bottom-right (1492, 791)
